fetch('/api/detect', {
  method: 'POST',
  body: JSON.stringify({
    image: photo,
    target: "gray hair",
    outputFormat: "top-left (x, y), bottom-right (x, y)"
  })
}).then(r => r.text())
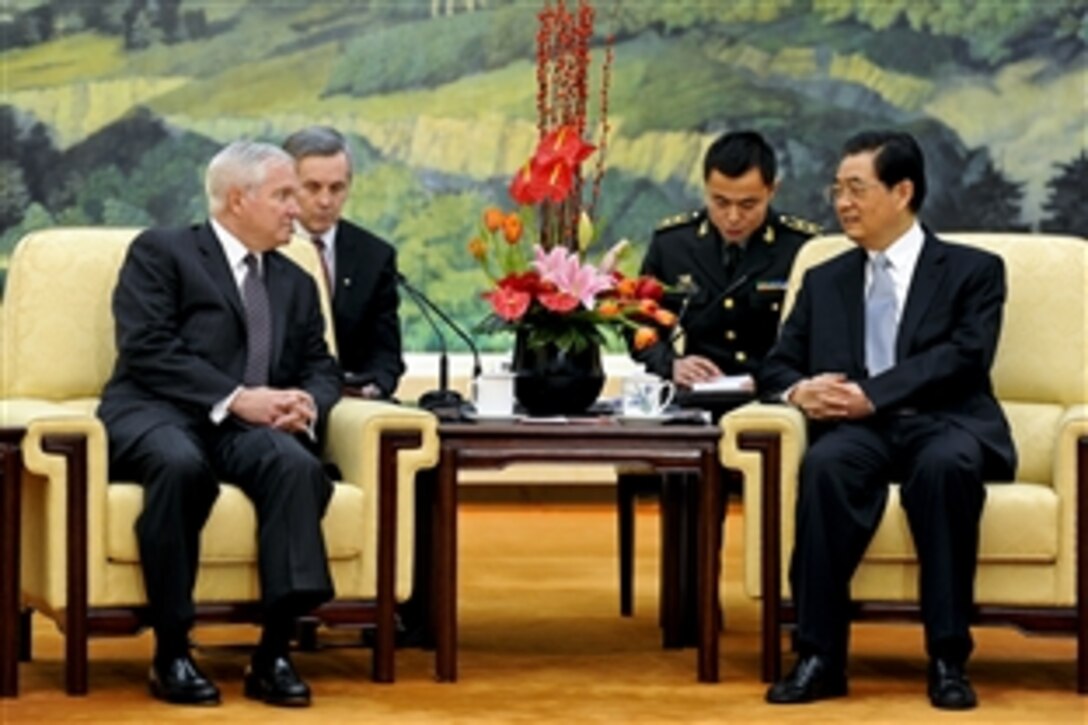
top-left (282, 125), bottom-right (354, 175)
top-left (205, 140), bottom-right (294, 215)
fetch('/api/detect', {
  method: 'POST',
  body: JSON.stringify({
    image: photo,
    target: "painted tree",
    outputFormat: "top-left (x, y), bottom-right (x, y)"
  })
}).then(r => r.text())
top-left (1041, 152), bottom-right (1088, 237)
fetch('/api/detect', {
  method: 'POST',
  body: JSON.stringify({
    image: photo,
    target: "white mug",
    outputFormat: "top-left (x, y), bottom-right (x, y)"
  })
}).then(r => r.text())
top-left (621, 374), bottom-right (676, 417)
top-left (472, 371), bottom-right (515, 415)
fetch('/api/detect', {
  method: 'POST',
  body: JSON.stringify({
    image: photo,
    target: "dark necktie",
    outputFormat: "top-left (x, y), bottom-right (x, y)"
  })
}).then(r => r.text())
top-left (865, 252), bottom-right (897, 376)
top-left (723, 242), bottom-right (742, 280)
top-left (242, 253), bottom-right (271, 386)
top-left (311, 236), bottom-right (333, 296)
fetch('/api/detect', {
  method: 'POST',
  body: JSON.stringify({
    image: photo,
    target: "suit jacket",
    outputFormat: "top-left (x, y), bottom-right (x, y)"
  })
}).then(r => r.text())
top-left (759, 228), bottom-right (1017, 479)
top-left (98, 223), bottom-right (342, 458)
top-left (636, 208), bottom-right (816, 378)
top-left (329, 220), bottom-right (405, 397)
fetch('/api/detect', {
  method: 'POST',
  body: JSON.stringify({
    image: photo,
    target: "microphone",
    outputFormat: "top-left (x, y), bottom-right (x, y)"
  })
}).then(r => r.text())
top-left (396, 273), bottom-right (483, 417)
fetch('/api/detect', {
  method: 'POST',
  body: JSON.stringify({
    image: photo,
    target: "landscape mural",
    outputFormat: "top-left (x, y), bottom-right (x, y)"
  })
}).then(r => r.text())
top-left (2, 0), bottom-right (1085, 352)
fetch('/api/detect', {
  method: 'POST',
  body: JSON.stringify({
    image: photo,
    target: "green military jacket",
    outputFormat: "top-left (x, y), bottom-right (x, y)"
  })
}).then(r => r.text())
top-left (635, 207), bottom-right (819, 379)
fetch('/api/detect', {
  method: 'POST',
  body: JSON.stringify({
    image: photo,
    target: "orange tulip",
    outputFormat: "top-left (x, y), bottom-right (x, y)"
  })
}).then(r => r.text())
top-left (483, 207), bottom-right (505, 232)
top-left (468, 237), bottom-right (487, 260)
top-left (654, 308), bottom-right (678, 327)
top-left (502, 214), bottom-right (523, 244)
top-left (633, 326), bottom-right (659, 351)
top-left (637, 298), bottom-right (659, 317)
top-left (597, 299), bottom-right (621, 317)
top-left (615, 277), bottom-right (638, 299)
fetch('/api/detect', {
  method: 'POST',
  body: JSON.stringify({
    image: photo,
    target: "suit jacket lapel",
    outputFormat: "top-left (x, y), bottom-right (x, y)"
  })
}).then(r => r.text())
top-left (838, 248), bottom-right (867, 372)
top-left (264, 253), bottom-right (291, 374)
top-left (736, 237), bottom-right (774, 285)
top-left (197, 223), bottom-right (246, 324)
top-left (332, 226), bottom-right (359, 316)
top-left (691, 220), bottom-right (731, 292)
top-left (896, 231), bottom-right (947, 360)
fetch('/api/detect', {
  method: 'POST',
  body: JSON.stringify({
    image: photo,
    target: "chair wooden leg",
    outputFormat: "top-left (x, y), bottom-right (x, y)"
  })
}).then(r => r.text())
top-left (1076, 436), bottom-right (1087, 694)
top-left (18, 609), bottom-right (31, 663)
top-left (617, 475), bottom-right (635, 617)
top-left (43, 435), bottom-right (88, 695)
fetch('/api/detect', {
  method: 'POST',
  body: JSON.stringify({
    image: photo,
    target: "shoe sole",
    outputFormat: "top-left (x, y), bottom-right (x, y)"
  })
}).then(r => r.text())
top-left (148, 680), bottom-right (221, 706)
top-left (243, 680), bottom-right (311, 708)
top-left (765, 683), bottom-right (848, 704)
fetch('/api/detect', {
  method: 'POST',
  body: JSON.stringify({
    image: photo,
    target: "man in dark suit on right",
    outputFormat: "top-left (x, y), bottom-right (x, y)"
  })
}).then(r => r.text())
top-left (760, 130), bottom-right (1016, 710)
top-left (283, 126), bottom-right (405, 398)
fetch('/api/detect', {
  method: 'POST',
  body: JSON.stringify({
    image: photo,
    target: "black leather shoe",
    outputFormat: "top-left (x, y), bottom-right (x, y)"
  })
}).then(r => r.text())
top-left (148, 655), bottom-right (221, 705)
top-left (766, 655), bottom-right (848, 704)
top-left (928, 658), bottom-right (977, 710)
top-left (244, 654), bottom-right (311, 707)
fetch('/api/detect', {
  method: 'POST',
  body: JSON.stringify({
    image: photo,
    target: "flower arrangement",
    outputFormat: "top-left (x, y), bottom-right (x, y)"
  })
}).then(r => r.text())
top-left (469, 0), bottom-right (675, 354)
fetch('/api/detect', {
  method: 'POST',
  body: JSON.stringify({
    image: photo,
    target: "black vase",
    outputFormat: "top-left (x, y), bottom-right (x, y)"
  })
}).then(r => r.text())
top-left (512, 331), bottom-right (605, 416)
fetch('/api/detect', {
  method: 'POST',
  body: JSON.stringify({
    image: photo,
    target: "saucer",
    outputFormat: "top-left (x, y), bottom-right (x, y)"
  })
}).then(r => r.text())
top-left (616, 413), bottom-right (673, 426)
top-left (465, 410), bottom-right (521, 423)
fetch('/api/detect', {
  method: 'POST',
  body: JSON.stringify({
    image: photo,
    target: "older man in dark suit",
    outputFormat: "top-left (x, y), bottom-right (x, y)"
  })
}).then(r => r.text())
top-left (760, 130), bottom-right (1016, 709)
top-left (98, 141), bottom-right (341, 707)
top-left (283, 126), bottom-right (405, 399)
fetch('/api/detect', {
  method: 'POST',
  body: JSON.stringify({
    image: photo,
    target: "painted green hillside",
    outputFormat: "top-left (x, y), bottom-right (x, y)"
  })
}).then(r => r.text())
top-left (2, 0), bottom-right (1086, 350)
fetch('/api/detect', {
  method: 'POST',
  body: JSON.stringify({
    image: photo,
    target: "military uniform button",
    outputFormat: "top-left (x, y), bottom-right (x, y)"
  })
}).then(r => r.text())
top-left (725, 330), bottom-right (737, 341)
top-left (723, 297), bottom-right (735, 310)
top-left (735, 351), bottom-right (747, 363)
top-left (771, 302), bottom-right (780, 312)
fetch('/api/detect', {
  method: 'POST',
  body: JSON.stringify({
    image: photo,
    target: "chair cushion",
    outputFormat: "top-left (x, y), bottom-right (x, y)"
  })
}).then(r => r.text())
top-left (865, 481), bottom-right (1058, 563)
top-left (107, 481), bottom-right (365, 564)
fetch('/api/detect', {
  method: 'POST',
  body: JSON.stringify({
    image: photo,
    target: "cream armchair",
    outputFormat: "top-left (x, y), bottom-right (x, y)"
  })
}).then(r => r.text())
top-left (720, 233), bottom-right (1088, 692)
top-left (0, 228), bottom-right (438, 694)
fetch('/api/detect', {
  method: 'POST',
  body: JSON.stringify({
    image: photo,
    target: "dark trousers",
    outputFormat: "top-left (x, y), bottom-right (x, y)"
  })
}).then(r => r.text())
top-left (790, 414), bottom-right (987, 670)
top-left (109, 421), bottom-right (335, 656)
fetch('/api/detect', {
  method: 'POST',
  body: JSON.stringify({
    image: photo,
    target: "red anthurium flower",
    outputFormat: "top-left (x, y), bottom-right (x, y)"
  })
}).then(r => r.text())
top-left (534, 126), bottom-right (596, 168)
top-left (484, 286), bottom-right (532, 322)
top-left (509, 162), bottom-right (539, 205)
top-left (539, 160), bottom-right (574, 203)
top-left (538, 291), bottom-right (580, 314)
top-left (635, 276), bottom-right (665, 301)
top-left (502, 271), bottom-right (544, 294)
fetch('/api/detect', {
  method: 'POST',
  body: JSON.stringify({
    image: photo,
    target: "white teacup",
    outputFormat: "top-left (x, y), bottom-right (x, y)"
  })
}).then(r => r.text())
top-left (621, 374), bottom-right (676, 417)
top-left (472, 371), bottom-right (515, 416)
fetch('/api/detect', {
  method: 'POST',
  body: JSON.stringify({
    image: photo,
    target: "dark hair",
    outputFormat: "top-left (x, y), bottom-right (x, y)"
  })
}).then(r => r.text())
top-left (841, 130), bottom-right (927, 212)
top-left (282, 125), bottom-right (353, 172)
top-left (703, 130), bottom-right (777, 186)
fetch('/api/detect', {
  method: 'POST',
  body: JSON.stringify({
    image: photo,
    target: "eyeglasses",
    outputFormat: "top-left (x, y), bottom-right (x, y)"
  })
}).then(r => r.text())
top-left (825, 180), bottom-right (880, 204)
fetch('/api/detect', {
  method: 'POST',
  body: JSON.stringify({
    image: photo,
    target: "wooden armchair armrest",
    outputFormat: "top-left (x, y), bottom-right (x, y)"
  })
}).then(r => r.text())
top-left (720, 402), bottom-right (807, 591)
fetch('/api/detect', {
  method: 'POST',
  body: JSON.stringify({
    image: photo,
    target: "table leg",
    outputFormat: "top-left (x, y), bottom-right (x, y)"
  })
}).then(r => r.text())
top-left (697, 447), bottom-right (721, 682)
top-left (659, 475), bottom-right (682, 647)
top-left (434, 448), bottom-right (458, 682)
top-left (0, 435), bottom-right (22, 697)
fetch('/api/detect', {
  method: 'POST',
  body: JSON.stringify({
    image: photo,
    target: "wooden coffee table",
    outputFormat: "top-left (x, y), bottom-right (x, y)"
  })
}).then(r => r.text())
top-left (426, 417), bottom-right (725, 683)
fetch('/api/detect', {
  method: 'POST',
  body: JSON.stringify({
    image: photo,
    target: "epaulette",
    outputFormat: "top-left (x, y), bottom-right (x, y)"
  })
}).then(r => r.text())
top-left (656, 209), bottom-right (704, 232)
top-left (778, 213), bottom-right (822, 236)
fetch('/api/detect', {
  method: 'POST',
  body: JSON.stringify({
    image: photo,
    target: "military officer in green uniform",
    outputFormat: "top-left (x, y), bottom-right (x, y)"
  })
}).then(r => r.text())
top-left (635, 130), bottom-right (820, 387)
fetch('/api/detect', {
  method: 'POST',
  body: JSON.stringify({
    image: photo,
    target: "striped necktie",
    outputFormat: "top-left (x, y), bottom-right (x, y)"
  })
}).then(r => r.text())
top-left (311, 236), bottom-right (333, 295)
top-left (241, 253), bottom-right (271, 386)
top-left (865, 252), bottom-right (897, 376)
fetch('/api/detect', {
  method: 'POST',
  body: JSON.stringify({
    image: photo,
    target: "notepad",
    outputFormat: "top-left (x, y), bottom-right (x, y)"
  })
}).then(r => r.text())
top-left (690, 374), bottom-right (755, 394)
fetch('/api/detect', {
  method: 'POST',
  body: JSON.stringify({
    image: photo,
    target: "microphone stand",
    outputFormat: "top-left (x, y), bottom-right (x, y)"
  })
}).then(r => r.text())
top-left (669, 273), bottom-right (749, 344)
top-left (398, 280), bottom-right (464, 417)
top-left (397, 274), bottom-right (484, 419)
top-left (398, 273), bottom-right (483, 380)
